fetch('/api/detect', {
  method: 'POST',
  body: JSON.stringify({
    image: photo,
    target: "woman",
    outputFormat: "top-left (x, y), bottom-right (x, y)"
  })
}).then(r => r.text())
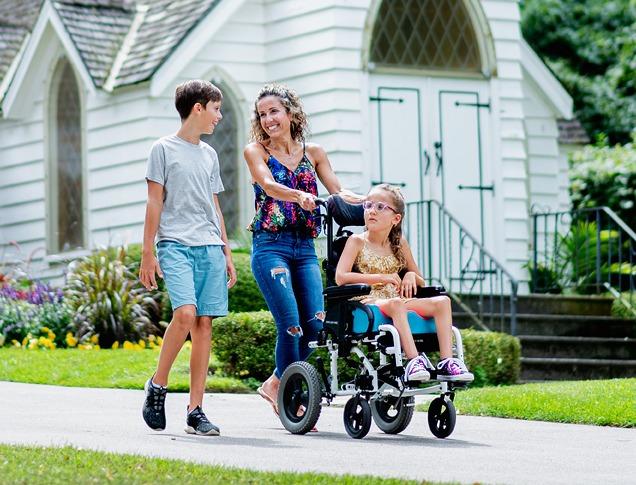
top-left (244, 83), bottom-right (358, 415)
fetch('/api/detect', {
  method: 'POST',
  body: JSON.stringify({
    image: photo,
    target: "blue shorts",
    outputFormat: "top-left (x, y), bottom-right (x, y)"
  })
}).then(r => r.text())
top-left (157, 240), bottom-right (228, 317)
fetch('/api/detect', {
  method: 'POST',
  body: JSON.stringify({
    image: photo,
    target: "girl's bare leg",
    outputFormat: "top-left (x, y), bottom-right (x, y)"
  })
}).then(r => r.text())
top-left (376, 298), bottom-right (419, 359)
top-left (405, 296), bottom-right (453, 358)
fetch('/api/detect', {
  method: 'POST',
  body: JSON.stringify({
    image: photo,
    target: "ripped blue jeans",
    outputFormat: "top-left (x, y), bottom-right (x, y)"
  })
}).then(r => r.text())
top-left (251, 231), bottom-right (324, 378)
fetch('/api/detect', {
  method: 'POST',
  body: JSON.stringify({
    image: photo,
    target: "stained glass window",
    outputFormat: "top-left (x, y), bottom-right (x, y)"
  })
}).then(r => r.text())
top-left (370, 0), bottom-right (481, 72)
top-left (55, 62), bottom-right (84, 251)
top-left (201, 84), bottom-right (240, 236)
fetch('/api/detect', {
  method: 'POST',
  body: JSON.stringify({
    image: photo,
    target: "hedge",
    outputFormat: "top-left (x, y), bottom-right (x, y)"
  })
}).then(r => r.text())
top-left (213, 311), bottom-right (520, 386)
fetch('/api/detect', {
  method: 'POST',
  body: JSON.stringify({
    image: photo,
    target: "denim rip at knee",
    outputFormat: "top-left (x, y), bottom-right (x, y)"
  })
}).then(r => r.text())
top-left (251, 231), bottom-right (325, 378)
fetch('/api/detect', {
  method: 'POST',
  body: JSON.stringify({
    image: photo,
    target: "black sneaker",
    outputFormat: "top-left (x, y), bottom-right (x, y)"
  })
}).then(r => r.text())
top-left (142, 377), bottom-right (167, 431)
top-left (185, 406), bottom-right (220, 436)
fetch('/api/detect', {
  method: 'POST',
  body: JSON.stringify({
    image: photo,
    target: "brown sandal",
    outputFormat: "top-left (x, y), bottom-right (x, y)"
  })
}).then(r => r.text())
top-left (257, 386), bottom-right (279, 417)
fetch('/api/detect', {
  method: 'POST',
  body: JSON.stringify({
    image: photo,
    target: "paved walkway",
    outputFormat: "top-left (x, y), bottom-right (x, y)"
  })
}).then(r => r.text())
top-left (0, 381), bottom-right (634, 484)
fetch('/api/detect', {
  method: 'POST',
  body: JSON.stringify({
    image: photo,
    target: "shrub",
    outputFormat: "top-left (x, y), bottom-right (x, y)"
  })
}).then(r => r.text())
top-left (0, 279), bottom-right (72, 347)
top-left (213, 311), bottom-right (521, 386)
top-left (65, 247), bottom-right (160, 348)
top-left (228, 252), bottom-right (267, 313)
top-left (569, 139), bottom-right (636, 229)
top-left (213, 311), bottom-right (276, 381)
top-left (525, 262), bottom-right (563, 294)
top-left (461, 329), bottom-right (521, 387)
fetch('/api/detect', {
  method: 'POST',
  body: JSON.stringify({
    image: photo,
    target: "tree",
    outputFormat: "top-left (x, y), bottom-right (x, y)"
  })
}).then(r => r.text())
top-left (521, 0), bottom-right (636, 144)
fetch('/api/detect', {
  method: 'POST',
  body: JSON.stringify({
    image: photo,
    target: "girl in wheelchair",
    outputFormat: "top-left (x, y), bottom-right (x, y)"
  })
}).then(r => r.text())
top-left (335, 184), bottom-right (473, 383)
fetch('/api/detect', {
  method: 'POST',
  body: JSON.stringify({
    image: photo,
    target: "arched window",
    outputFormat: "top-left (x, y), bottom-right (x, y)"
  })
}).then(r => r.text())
top-left (49, 60), bottom-right (84, 252)
top-left (370, 0), bottom-right (482, 72)
top-left (201, 83), bottom-right (240, 236)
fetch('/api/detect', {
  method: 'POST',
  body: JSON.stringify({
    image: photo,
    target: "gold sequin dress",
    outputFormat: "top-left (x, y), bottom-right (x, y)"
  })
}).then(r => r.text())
top-left (353, 238), bottom-right (405, 301)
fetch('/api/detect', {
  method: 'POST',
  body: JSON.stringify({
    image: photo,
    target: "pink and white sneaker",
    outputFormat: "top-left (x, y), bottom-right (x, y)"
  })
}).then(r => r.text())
top-left (404, 356), bottom-right (430, 382)
top-left (436, 358), bottom-right (474, 382)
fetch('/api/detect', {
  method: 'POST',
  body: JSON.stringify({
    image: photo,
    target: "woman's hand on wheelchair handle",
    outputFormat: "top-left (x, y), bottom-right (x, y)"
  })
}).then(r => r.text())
top-left (400, 271), bottom-right (418, 298)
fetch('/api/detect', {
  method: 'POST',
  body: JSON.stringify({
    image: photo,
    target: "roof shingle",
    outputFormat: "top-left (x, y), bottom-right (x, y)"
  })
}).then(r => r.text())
top-left (0, 0), bottom-right (220, 95)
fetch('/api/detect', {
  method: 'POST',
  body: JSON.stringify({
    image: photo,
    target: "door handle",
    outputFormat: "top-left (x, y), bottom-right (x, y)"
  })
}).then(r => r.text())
top-left (371, 180), bottom-right (407, 187)
top-left (434, 141), bottom-right (443, 176)
top-left (457, 184), bottom-right (495, 192)
top-left (423, 149), bottom-right (431, 175)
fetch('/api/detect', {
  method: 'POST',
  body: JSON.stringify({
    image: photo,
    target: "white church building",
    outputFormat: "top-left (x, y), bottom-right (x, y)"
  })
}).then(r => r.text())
top-left (0, 0), bottom-right (585, 286)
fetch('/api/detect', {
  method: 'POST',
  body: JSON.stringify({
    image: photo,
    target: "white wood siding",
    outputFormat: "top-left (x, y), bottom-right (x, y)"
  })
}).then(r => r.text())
top-left (522, 75), bottom-right (568, 214)
top-left (481, 0), bottom-right (529, 282)
top-left (264, 0), bottom-right (369, 193)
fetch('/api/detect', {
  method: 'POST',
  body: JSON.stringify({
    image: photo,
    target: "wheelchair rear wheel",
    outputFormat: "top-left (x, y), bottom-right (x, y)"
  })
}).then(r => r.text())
top-left (427, 396), bottom-right (456, 438)
top-left (278, 361), bottom-right (322, 434)
top-left (371, 395), bottom-right (415, 434)
top-left (343, 396), bottom-right (372, 439)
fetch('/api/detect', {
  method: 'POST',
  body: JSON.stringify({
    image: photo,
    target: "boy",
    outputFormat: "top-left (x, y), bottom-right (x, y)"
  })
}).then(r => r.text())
top-left (139, 80), bottom-right (237, 436)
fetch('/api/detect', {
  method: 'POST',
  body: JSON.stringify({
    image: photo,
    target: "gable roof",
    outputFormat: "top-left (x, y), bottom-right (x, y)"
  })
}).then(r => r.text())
top-left (0, 0), bottom-right (220, 100)
top-left (0, 0), bottom-right (42, 89)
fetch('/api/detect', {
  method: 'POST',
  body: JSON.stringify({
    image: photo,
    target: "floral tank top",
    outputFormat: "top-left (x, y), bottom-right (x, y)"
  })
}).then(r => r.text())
top-left (353, 238), bottom-right (405, 300)
top-left (248, 143), bottom-right (321, 238)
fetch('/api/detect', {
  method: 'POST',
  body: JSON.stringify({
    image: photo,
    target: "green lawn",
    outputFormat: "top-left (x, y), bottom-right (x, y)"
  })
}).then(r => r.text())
top-left (0, 348), bottom-right (250, 393)
top-left (0, 445), bottom-right (451, 485)
top-left (418, 378), bottom-right (636, 427)
top-left (2, 348), bottom-right (634, 427)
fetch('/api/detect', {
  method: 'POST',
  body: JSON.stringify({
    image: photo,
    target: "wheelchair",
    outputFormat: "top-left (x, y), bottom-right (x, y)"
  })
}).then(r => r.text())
top-left (277, 194), bottom-right (470, 439)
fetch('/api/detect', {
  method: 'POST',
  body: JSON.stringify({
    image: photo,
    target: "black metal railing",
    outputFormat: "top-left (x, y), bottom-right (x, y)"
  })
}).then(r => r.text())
top-left (404, 200), bottom-right (519, 334)
top-left (531, 207), bottom-right (636, 317)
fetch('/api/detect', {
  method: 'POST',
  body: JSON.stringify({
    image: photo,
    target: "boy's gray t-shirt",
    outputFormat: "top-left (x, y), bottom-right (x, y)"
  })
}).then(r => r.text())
top-left (146, 134), bottom-right (225, 246)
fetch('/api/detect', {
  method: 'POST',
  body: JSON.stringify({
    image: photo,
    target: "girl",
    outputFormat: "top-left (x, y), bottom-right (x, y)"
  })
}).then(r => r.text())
top-left (335, 184), bottom-right (473, 382)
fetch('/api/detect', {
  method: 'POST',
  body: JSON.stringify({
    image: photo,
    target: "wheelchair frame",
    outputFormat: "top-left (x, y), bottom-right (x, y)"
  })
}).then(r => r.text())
top-left (277, 195), bottom-right (469, 439)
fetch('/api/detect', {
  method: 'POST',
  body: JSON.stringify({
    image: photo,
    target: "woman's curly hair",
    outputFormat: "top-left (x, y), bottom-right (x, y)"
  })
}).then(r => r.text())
top-left (249, 83), bottom-right (309, 143)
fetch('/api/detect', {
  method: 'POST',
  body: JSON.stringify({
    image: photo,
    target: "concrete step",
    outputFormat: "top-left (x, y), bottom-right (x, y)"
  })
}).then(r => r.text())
top-left (452, 294), bottom-right (615, 316)
top-left (520, 357), bottom-right (636, 380)
top-left (453, 312), bottom-right (636, 338)
top-left (518, 335), bottom-right (636, 360)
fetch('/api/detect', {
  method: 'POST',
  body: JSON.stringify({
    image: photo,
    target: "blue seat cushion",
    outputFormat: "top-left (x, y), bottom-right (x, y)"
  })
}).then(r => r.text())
top-left (351, 304), bottom-right (436, 335)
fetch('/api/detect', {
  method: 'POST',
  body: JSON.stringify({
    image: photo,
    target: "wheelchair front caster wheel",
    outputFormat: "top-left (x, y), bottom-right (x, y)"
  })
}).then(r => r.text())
top-left (278, 361), bottom-right (322, 434)
top-left (427, 396), bottom-right (456, 438)
top-left (343, 396), bottom-right (372, 439)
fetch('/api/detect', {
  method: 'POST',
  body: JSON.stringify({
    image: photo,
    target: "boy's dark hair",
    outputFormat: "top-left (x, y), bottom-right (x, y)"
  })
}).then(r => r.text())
top-left (174, 80), bottom-right (222, 120)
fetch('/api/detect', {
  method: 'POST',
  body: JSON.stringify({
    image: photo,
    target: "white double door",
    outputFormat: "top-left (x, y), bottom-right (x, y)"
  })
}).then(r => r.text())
top-left (369, 74), bottom-right (494, 251)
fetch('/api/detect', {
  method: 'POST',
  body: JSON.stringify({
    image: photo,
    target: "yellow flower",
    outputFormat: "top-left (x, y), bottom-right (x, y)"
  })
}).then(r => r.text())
top-left (47, 331), bottom-right (55, 340)
top-left (90, 335), bottom-right (99, 345)
top-left (123, 341), bottom-right (134, 350)
top-left (41, 326), bottom-right (50, 333)
top-left (111, 341), bottom-right (120, 350)
top-left (78, 344), bottom-right (93, 350)
top-left (11, 339), bottom-right (21, 348)
top-left (138, 340), bottom-right (146, 349)
top-left (94, 345), bottom-right (100, 350)
top-left (156, 337), bottom-right (163, 347)
top-left (28, 338), bottom-right (38, 350)
top-left (65, 332), bottom-right (78, 348)
top-left (148, 335), bottom-right (156, 342)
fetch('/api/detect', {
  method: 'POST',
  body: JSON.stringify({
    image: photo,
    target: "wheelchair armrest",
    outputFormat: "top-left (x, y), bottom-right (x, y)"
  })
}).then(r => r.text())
top-left (415, 285), bottom-right (447, 298)
top-left (323, 284), bottom-right (371, 300)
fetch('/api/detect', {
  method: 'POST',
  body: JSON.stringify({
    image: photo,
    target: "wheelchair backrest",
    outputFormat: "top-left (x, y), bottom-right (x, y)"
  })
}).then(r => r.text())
top-left (323, 195), bottom-right (365, 287)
